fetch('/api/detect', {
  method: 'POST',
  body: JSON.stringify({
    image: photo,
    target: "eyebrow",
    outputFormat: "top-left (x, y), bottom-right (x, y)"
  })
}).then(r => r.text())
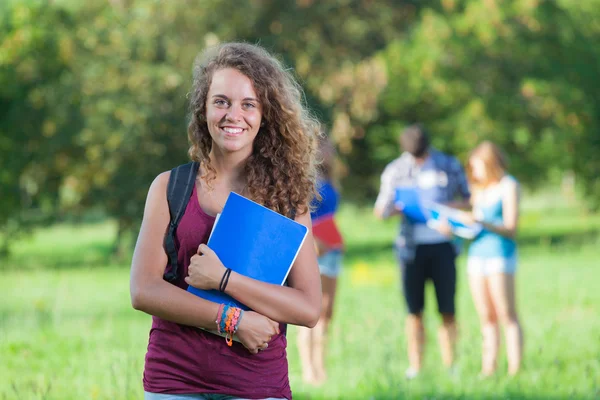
top-left (212, 94), bottom-right (259, 102)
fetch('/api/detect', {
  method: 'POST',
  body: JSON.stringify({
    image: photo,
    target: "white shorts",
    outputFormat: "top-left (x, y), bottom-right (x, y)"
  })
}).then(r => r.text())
top-left (467, 255), bottom-right (517, 276)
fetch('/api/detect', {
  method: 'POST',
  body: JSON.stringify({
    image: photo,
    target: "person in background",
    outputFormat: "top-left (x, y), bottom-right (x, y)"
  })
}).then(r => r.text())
top-left (373, 123), bottom-right (470, 379)
top-left (297, 136), bottom-right (344, 386)
top-left (463, 141), bottom-right (523, 376)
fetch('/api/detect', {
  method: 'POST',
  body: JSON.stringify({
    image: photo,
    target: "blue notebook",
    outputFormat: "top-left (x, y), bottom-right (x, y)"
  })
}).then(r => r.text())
top-left (395, 187), bottom-right (429, 223)
top-left (187, 192), bottom-right (308, 311)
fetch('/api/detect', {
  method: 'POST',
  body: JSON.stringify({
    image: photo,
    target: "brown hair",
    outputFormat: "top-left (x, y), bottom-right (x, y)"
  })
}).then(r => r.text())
top-left (467, 141), bottom-right (508, 189)
top-left (187, 43), bottom-right (321, 217)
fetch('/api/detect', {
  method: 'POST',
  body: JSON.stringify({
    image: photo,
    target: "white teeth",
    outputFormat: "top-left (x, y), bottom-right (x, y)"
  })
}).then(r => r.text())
top-left (223, 127), bottom-right (243, 134)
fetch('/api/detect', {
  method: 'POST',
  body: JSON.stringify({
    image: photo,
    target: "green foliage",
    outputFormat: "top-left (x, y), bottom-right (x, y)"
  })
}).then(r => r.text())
top-left (0, 1), bottom-right (83, 252)
top-left (359, 0), bottom-right (600, 206)
top-left (66, 2), bottom-right (201, 253)
top-left (2, 0), bottom-right (600, 251)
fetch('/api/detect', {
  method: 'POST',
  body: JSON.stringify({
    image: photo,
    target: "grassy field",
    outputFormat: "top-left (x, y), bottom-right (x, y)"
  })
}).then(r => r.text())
top-left (1, 198), bottom-right (599, 399)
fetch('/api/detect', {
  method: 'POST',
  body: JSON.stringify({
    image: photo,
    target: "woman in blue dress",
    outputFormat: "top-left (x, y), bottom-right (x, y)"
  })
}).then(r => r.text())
top-left (464, 141), bottom-right (523, 376)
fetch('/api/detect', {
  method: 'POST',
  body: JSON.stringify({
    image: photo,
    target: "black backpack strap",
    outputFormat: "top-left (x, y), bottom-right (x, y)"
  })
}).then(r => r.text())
top-left (163, 161), bottom-right (200, 282)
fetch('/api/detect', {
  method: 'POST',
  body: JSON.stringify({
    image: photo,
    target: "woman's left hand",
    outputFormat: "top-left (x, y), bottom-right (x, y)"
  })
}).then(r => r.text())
top-left (185, 244), bottom-right (226, 290)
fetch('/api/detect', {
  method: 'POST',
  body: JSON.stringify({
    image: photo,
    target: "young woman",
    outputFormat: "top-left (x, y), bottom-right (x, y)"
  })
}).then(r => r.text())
top-left (297, 137), bottom-right (344, 385)
top-left (130, 42), bottom-right (323, 400)
top-left (465, 141), bottom-right (524, 376)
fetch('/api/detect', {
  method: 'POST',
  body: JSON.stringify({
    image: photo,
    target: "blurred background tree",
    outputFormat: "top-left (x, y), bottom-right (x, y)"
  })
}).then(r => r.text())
top-left (0, 1), bottom-right (83, 255)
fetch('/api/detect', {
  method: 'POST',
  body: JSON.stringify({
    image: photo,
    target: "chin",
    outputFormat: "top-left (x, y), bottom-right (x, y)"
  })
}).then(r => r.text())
top-left (220, 141), bottom-right (251, 154)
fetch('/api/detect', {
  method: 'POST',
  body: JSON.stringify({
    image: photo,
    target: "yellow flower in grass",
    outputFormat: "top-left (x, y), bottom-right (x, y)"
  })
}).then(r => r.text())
top-left (349, 262), bottom-right (396, 287)
top-left (90, 384), bottom-right (100, 399)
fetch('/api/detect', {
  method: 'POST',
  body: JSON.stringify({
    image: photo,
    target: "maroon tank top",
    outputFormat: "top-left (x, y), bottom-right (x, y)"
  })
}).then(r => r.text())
top-left (143, 184), bottom-right (292, 399)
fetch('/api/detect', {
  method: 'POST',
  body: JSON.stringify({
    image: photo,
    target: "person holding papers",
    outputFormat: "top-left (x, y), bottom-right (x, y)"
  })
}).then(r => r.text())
top-left (462, 141), bottom-right (523, 377)
top-left (130, 43), bottom-right (322, 400)
top-left (297, 137), bottom-right (344, 386)
top-left (373, 123), bottom-right (470, 379)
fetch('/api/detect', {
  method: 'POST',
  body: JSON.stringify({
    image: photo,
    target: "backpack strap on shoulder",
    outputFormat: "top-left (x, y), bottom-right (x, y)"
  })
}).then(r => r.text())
top-left (163, 161), bottom-right (200, 282)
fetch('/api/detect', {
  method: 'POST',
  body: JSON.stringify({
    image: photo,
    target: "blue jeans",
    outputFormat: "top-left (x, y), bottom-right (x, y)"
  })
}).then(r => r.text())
top-left (144, 392), bottom-right (285, 400)
top-left (318, 249), bottom-right (343, 278)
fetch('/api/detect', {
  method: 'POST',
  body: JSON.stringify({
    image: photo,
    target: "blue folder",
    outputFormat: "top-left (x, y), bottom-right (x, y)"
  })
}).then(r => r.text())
top-left (187, 192), bottom-right (308, 310)
top-left (395, 187), bottom-right (429, 223)
top-left (424, 202), bottom-right (483, 240)
top-left (394, 188), bottom-right (480, 239)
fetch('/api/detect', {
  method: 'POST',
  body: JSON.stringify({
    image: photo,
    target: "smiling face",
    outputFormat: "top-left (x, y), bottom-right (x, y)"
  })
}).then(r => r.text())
top-left (205, 68), bottom-right (263, 156)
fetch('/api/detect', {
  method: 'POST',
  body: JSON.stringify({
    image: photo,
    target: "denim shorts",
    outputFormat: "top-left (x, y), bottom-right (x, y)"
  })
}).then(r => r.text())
top-left (467, 255), bottom-right (517, 276)
top-left (144, 392), bottom-right (284, 400)
top-left (318, 249), bottom-right (343, 278)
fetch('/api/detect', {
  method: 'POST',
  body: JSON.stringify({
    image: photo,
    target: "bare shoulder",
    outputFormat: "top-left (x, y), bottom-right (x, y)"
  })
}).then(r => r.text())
top-left (145, 171), bottom-right (171, 200)
top-left (501, 175), bottom-right (520, 206)
top-left (502, 175), bottom-right (520, 193)
top-left (141, 171), bottom-right (173, 218)
top-left (151, 171), bottom-right (171, 192)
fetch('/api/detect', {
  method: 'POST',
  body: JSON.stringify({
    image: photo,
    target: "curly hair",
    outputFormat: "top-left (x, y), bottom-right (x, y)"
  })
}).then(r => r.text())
top-left (187, 42), bottom-right (321, 218)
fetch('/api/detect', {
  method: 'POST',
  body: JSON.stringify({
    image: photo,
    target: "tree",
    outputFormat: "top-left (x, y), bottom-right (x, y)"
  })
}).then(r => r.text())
top-left (0, 1), bottom-right (82, 255)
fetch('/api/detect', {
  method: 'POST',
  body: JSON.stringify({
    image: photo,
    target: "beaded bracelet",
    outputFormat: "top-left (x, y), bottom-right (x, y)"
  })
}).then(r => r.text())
top-left (215, 304), bottom-right (244, 346)
top-left (215, 303), bottom-right (225, 334)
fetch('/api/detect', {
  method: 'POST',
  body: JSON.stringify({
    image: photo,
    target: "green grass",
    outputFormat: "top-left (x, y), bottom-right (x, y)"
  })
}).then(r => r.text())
top-left (1, 202), bottom-right (600, 399)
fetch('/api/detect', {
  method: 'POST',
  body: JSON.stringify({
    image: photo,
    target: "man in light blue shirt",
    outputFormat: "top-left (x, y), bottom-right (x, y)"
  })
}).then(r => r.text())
top-left (374, 123), bottom-right (470, 379)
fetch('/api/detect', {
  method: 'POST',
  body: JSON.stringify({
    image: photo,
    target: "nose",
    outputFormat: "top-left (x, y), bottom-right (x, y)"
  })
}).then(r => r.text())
top-left (225, 103), bottom-right (243, 122)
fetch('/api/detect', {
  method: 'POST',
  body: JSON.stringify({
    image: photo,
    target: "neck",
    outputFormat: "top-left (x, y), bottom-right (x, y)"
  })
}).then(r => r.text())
top-left (208, 146), bottom-right (250, 186)
top-left (414, 151), bottom-right (429, 165)
top-left (487, 176), bottom-right (503, 187)
top-left (479, 177), bottom-right (501, 189)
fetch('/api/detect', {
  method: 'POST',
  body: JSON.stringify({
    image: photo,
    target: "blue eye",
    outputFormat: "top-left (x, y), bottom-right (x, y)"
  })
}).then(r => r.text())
top-left (215, 99), bottom-right (228, 106)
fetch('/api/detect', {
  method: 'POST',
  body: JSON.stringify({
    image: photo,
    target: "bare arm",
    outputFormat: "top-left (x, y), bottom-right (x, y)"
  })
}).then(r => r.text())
top-left (478, 179), bottom-right (519, 239)
top-left (374, 205), bottom-right (402, 220)
top-left (186, 210), bottom-right (322, 328)
top-left (314, 236), bottom-right (329, 257)
top-left (374, 163), bottom-right (401, 220)
top-left (129, 172), bottom-right (223, 328)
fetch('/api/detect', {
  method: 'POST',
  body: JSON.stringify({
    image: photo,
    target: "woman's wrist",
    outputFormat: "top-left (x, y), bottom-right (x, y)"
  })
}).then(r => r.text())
top-left (219, 268), bottom-right (232, 292)
top-left (215, 303), bottom-right (244, 346)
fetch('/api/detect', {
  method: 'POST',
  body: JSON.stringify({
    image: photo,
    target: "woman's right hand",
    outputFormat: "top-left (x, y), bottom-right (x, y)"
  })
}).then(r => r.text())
top-left (236, 311), bottom-right (280, 354)
top-left (457, 210), bottom-right (477, 225)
